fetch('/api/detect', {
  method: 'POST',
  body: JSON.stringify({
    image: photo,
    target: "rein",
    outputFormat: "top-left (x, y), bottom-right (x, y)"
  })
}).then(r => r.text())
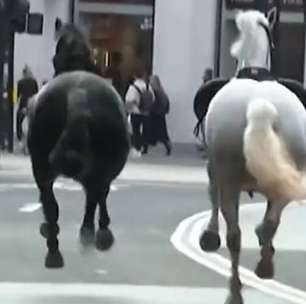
top-left (258, 21), bottom-right (275, 68)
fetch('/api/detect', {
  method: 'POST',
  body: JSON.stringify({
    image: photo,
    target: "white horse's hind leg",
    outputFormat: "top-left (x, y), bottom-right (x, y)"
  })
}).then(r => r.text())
top-left (255, 200), bottom-right (273, 246)
top-left (220, 185), bottom-right (243, 304)
top-left (199, 162), bottom-right (221, 252)
top-left (255, 200), bottom-right (288, 279)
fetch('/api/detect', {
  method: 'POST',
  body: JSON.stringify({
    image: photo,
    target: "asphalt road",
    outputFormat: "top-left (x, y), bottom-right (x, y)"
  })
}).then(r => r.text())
top-left (0, 146), bottom-right (303, 304)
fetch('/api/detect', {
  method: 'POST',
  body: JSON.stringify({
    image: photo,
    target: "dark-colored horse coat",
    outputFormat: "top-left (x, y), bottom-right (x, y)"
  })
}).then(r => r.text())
top-left (28, 23), bottom-right (130, 269)
top-left (53, 24), bottom-right (100, 76)
top-left (28, 73), bottom-right (130, 184)
top-left (28, 72), bottom-right (130, 268)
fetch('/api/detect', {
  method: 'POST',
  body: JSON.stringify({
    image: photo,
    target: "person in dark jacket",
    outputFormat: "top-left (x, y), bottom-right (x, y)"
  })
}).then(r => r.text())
top-left (16, 65), bottom-right (38, 141)
top-left (150, 75), bottom-right (172, 155)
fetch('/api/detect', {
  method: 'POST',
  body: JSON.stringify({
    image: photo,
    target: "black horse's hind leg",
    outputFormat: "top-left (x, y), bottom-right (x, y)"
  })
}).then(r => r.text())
top-left (220, 185), bottom-right (243, 304)
top-left (96, 183), bottom-right (114, 251)
top-left (255, 200), bottom-right (287, 279)
top-left (79, 187), bottom-right (99, 247)
top-left (32, 158), bottom-right (64, 268)
top-left (199, 161), bottom-right (221, 252)
top-left (40, 183), bottom-right (64, 268)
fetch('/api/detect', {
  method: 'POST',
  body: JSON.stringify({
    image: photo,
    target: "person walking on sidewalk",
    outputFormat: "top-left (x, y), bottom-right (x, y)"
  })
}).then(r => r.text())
top-left (16, 65), bottom-right (38, 142)
top-left (125, 66), bottom-right (155, 156)
top-left (149, 75), bottom-right (172, 155)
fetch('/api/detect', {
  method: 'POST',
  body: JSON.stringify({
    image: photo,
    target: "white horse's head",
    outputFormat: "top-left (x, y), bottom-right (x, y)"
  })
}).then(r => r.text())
top-left (231, 10), bottom-right (273, 71)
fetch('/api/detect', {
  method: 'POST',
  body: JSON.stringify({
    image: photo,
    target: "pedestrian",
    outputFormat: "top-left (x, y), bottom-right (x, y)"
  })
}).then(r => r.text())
top-left (193, 68), bottom-right (213, 157)
top-left (202, 68), bottom-right (213, 84)
top-left (16, 65), bottom-right (38, 142)
top-left (149, 75), bottom-right (172, 155)
top-left (125, 66), bottom-right (155, 156)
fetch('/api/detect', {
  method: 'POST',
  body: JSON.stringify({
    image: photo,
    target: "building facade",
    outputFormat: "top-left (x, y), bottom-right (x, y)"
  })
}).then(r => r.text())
top-left (14, 0), bottom-right (71, 86)
top-left (13, 0), bottom-right (306, 143)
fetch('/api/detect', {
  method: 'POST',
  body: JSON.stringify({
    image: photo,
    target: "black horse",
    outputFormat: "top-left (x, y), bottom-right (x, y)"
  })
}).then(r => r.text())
top-left (27, 22), bottom-right (130, 269)
top-left (28, 72), bottom-right (130, 268)
top-left (53, 23), bottom-right (100, 76)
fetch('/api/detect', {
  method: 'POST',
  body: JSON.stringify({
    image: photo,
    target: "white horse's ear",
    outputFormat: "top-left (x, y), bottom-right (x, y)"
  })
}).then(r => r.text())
top-left (266, 7), bottom-right (278, 29)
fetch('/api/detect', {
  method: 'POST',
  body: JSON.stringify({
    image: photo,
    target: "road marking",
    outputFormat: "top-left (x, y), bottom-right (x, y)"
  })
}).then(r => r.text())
top-left (0, 182), bottom-right (121, 192)
top-left (111, 184), bottom-right (118, 191)
top-left (0, 183), bottom-right (36, 191)
top-left (94, 269), bottom-right (108, 275)
top-left (54, 181), bottom-right (82, 191)
top-left (0, 179), bottom-right (202, 195)
top-left (118, 163), bottom-right (209, 184)
top-left (0, 283), bottom-right (288, 303)
top-left (171, 203), bottom-right (306, 304)
top-left (18, 202), bottom-right (41, 213)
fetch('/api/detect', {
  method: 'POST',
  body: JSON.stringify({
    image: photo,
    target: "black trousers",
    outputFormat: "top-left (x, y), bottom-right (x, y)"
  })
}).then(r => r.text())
top-left (130, 113), bottom-right (150, 152)
top-left (16, 106), bottom-right (27, 141)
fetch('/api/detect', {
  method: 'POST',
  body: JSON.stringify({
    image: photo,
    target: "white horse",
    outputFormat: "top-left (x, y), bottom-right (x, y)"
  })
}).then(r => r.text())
top-left (199, 10), bottom-right (306, 304)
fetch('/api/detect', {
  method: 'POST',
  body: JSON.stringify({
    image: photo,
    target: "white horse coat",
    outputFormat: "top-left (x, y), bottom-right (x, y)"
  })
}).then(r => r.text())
top-left (206, 12), bottom-right (306, 202)
top-left (200, 10), bottom-right (306, 304)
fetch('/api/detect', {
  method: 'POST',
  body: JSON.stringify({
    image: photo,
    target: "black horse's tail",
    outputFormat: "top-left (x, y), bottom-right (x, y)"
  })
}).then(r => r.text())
top-left (49, 89), bottom-right (93, 179)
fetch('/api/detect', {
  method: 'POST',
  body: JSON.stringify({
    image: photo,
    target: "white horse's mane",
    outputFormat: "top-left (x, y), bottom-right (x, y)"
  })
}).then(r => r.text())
top-left (231, 10), bottom-right (270, 63)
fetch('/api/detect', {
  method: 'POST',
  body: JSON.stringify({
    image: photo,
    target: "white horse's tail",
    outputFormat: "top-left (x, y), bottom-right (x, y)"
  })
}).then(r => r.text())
top-left (243, 99), bottom-right (306, 202)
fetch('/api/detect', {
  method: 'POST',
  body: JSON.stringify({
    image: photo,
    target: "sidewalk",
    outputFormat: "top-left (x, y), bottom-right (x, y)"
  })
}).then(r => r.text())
top-left (0, 146), bottom-right (208, 184)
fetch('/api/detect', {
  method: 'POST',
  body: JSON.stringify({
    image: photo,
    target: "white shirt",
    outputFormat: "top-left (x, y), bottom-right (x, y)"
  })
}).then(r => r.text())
top-left (125, 78), bottom-right (155, 114)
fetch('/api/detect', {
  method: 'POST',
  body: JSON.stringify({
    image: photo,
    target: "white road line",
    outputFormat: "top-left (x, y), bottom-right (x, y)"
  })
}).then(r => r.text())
top-left (0, 283), bottom-right (288, 303)
top-left (118, 164), bottom-right (209, 184)
top-left (15, 184), bottom-right (119, 213)
top-left (0, 182), bottom-right (121, 192)
top-left (171, 203), bottom-right (306, 304)
top-left (18, 202), bottom-right (41, 213)
top-left (111, 184), bottom-right (118, 191)
top-left (54, 181), bottom-right (82, 191)
top-left (94, 269), bottom-right (108, 275)
top-left (0, 183), bottom-right (36, 191)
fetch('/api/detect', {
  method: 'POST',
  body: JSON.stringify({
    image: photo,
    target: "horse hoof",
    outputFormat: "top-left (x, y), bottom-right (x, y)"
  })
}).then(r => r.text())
top-left (255, 259), bottom-right (274, 279)
top-left (80, 225), bottom-right (95, 247)
top-left (40, 223), bottom-right (59, 239)
top-left (96, 228), bottom-right (114, 251)
top-left (199, 230), bottom-right (221, 252)
top-left (45, 251), bottom-right (64, 269)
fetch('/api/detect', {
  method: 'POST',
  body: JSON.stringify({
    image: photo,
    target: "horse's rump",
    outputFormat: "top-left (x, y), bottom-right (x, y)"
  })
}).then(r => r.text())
top-left (28, 72), bottom-right (130, 181)
top-left (243, 98), bottom-right (306, 202)
top-left (193, 76), bottom-right (306, 139)
top-left (206, 79), bottom-right (306, 200)
top-left (278, 78), bottom-right (306, 109)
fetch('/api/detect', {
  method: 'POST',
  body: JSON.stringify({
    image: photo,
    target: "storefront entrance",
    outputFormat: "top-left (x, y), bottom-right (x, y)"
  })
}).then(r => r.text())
top-left (77, 0), bottom-right (154, 96)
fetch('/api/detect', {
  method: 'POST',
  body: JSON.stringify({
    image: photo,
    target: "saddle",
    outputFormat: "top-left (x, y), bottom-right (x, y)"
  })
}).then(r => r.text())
top-left (236, 67), bottom-right (275, 81)
top-left (193, 69), bottom-right (306, 138)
